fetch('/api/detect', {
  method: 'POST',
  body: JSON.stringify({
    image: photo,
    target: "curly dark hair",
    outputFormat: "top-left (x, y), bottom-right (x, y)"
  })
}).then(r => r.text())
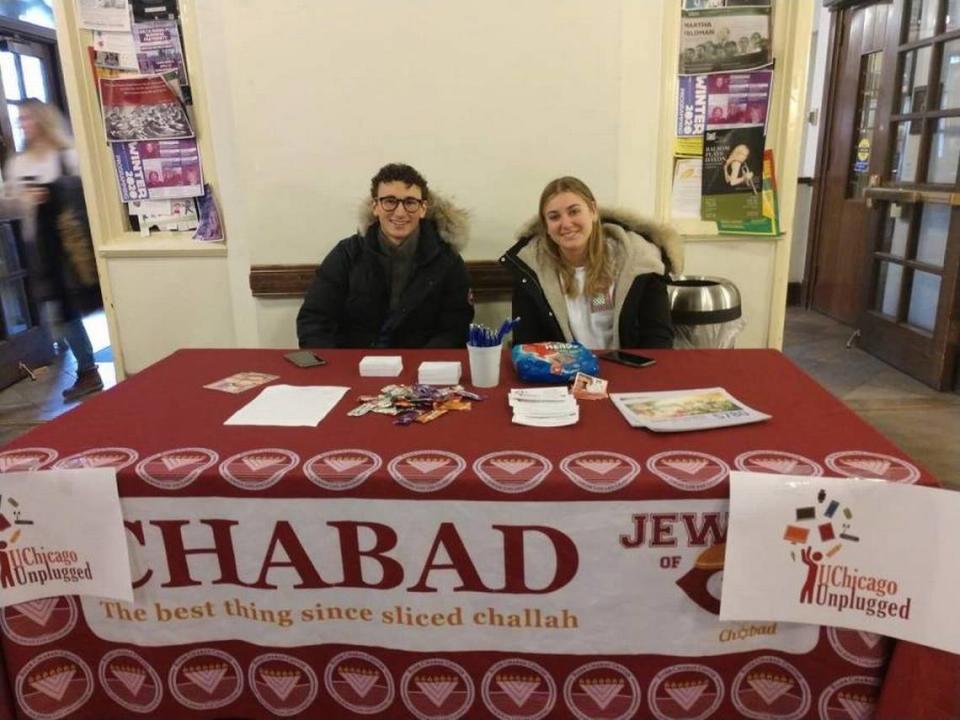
top-left (369, 163), bottom-right (429, 200)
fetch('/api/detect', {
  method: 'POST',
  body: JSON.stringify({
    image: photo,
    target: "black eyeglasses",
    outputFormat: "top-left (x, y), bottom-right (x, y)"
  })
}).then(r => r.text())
top-left (376, 196), bottom-right (424, 212)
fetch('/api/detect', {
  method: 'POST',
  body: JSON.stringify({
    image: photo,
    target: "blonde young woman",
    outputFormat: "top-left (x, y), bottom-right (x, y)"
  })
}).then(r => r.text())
top-left (2, 99), bottom-right (102, 401)
top-left (723, 144), bottom-right (756, 191)
top-left (502, 176), bottom-right (681, 350)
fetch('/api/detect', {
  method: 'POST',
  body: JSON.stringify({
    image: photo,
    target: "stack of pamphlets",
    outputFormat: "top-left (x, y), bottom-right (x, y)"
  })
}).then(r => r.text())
top-left (509, 386), bottom-right (579, 427)
top-left (359, 356), bottom-right (403, 377)
top-left (610, 387), bottom-right (770, 432)
top-left (417, 361), bottom-right (462, 385)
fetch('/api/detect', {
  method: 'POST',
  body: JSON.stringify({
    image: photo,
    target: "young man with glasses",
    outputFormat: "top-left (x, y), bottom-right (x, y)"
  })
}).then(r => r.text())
top-left (297, 163), bottom-right (473, 348)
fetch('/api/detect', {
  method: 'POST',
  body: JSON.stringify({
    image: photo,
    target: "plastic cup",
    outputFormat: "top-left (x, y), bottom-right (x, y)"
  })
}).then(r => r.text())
top-left (467, 343), bottom-right (502, 388)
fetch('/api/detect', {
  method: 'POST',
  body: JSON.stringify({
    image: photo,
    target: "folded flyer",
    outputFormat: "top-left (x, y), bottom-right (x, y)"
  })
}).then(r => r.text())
top-left (610, 387), bottom-right (769, 432)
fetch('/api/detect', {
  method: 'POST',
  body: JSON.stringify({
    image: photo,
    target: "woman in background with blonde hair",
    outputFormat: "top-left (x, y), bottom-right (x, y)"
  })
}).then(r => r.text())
top-left (502, 176), bottom-right (680, 350)
top-left (2, 98), bottom-right (102, 401)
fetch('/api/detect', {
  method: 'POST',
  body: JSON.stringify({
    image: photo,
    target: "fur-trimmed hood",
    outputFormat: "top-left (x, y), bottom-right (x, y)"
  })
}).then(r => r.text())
top-left (358, 192), bottom-right (469, 251)
top-left (514, 207), bottom-right (683, 275)
top-left (504, 208), bottom-right (682, 348)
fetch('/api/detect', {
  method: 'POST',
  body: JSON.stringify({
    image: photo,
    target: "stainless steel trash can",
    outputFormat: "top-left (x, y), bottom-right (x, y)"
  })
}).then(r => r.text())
top-left (667, 276), bottom-right (744, 348)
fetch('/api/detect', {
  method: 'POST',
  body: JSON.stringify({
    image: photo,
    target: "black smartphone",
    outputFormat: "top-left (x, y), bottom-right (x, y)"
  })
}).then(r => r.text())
top-left (599, 350), bottom-right (657, 368)
top-left (284, 350), bottom-right (327, 368)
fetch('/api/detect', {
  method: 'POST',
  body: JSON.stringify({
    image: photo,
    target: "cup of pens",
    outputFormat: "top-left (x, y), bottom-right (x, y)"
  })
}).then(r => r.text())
top-left (467, 318), bottom-right (518, 388)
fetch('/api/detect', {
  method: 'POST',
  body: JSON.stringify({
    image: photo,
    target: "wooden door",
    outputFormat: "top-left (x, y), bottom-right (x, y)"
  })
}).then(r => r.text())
top-left (858, 0), bottom-right (960, 389)
top-left (810, 0), bottom-right (960, 389)
top-left (809, 2), bottom-right (895, 324)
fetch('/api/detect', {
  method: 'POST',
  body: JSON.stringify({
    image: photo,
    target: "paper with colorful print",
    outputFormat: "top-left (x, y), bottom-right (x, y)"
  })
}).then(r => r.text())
top-left (0, 470), bottom-right (132, 606)
top-left (723, 472), bottom-right (960, 654)
top-left (203, 372), bottom-right (278, 394)
top-left (610, 387), bottom-right (770, 431)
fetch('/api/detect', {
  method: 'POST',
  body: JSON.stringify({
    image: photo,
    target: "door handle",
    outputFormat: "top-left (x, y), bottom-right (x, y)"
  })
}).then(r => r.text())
top-left (864, 187), bottom-right (960, 207)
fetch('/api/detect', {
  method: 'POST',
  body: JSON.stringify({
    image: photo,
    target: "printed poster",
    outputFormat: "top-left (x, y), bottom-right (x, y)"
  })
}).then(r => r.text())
top-left (717, 148), bottom-right (781, 235)
top-left (112, 139), bottom-right (203, 201)
top-left (676, 74), bottom-right (708, 156)
top-left (75, 0), bottom-right (131, 32)
top-left (0, 470), bottom-right (132, 606)
top-left (194, 184), bottom-right (224, 241)
top-left (705, 67), bottom-right (772, 130)
top-left (134, 19), bottom-right (187, 87)
top-left (92, 30), bottom-right (139, 70)
top-left (701, 125), bottom-right (765, 221)
top-left (680, 6), bottom-right (771, 75)
top-left (131, 0), bottom-right (178, 21)
top-left (723, 472), bottom-right (960, 654)
top-left (129, 198), bottom-right (199, 235)
top-left (80, 497), bottom-right (818, 657)
top-left (99, 75), bottom-right (193, 142)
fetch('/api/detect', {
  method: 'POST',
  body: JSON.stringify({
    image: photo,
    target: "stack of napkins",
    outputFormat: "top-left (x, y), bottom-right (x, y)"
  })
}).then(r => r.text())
top-left (508, 386), bottom-right (579, 427)
top-left (418, 361), bottom-right (462, 385)
top-left (359, 356), bottom-right (403, 377)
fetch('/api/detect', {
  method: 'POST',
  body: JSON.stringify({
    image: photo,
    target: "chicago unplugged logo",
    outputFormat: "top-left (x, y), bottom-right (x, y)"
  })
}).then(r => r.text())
top-left (783, 488), bottom-right (912, 620)
top-left (0, 493), bottom-right (94, 592)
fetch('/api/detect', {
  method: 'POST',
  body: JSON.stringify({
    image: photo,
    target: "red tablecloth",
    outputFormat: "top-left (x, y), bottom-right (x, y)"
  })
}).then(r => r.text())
top-left (0, 348), bottom-right (955, 719)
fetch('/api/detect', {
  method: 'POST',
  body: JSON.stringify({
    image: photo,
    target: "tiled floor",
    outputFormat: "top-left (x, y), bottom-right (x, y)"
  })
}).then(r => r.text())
top-left (0, 308), bottom-right (957, 490)
top-left (783, 307), bottom-right (960, 490)
top-left (0, 311), bottom-right (116, 446)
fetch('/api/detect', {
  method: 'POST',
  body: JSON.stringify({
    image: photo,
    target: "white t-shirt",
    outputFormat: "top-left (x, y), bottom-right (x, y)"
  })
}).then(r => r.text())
top-left (0, 148), bottom-right (79, 246)
top-left (4, 147), bottom-right (78, 186)
top-left (564, 267), bottom-right (615, 350)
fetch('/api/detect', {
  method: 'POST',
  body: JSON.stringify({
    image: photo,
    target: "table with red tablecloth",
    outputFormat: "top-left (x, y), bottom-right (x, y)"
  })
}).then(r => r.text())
top-left (0, 348), bottom-right (956, 720)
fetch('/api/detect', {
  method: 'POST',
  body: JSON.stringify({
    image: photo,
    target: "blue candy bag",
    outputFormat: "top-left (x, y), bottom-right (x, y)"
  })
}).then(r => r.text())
top-left (511, 342), bottom-right (600, 383)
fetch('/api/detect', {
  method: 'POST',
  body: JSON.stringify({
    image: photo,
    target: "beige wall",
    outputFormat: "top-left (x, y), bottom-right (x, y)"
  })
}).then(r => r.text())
top-left (54, 0), bottom-right (812, 369)
top-left (187, 0), bottom-right (669, 351)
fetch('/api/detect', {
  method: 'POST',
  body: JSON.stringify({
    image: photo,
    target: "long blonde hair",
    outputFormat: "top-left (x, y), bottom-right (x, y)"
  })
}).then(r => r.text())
top-left (20, 98), bottom-right (73, 151)
top-left (538, 176), bottom-right (612, 299)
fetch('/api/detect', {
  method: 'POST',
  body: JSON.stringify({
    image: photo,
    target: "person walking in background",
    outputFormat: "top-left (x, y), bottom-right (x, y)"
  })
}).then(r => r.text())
top-left (2, 99), bottom-right (103, 401)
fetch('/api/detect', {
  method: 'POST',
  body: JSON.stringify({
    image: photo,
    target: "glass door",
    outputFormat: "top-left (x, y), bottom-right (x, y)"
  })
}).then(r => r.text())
top-left (0, 35), bottom-right (57, 163)
top-left (861, 0), bottom-right (960, 389)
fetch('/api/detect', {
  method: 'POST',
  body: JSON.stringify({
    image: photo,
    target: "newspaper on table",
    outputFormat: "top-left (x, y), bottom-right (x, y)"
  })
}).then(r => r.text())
top-left (610, 387), bottom-right (769, 432)
top-left (99, 74), bottom-right (193, 142)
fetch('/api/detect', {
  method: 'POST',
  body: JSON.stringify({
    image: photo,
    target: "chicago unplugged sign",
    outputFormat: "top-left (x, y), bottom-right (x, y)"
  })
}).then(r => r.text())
top-left (722, 472), bottom-right (960, 654)
top-left (0, 469), bottom-right (131, 607)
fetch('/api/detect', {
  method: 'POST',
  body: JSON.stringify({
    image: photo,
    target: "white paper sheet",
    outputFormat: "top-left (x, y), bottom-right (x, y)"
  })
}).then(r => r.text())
top-left (671, 158), bottom-right (703, 219)
top-left (92, 30), bottom-right (139, 69)
top-left (224, 384), bottom-right (349, 427)
top-left (723, 471), bottom-right (960, 654)
top-left (76, 0), bottom-right (131, 32)
top-left (0, 469), bottom-right (132, 606)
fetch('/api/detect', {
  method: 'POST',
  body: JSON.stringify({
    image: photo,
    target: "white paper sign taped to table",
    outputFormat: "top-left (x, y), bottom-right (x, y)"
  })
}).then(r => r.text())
top-left (0, 469), bottom-right (132, 606)
top-left (722, 471), bottom-right (960, 654)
